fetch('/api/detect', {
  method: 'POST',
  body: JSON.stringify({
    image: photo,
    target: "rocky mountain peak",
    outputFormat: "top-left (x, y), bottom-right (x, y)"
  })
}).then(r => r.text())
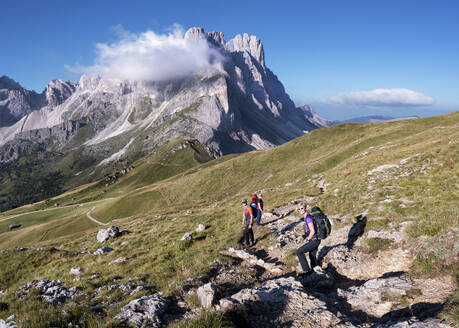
top-left (184, 27), bottom-right (265, 67)
top-left (184, 27), bottom-right (206, 41)
top-left (226, 33), bottom-right (265, 67)
top-left (0, 75), bottom-right (22, 90)
top-left (44, 79), bottom-right (78, 107)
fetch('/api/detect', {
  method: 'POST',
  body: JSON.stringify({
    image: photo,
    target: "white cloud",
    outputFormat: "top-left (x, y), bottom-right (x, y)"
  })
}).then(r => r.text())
top-left (66, 25), bottom-right (225, 82)
top-left (326, 88), bottom-right (435, 107)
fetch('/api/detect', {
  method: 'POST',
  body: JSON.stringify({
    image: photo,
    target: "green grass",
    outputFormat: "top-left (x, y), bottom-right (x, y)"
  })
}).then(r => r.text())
top-left (364, 237), bottom-right (393, 254)
top-left (170, 310), bottom-right (236, 328)
top-left (0, 111), bottom-right (458, 326)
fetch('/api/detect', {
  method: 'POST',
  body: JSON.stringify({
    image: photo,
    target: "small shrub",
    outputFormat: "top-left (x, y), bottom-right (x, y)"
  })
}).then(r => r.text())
top-left (365, 238), bottom-right (392, 254)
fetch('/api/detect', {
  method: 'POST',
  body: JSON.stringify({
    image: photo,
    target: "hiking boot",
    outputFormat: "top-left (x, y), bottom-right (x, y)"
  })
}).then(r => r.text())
top-left (297, 270), bottom-right (313, 279)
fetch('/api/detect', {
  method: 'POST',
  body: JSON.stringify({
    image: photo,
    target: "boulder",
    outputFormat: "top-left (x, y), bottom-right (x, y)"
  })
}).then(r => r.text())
top-left (96, 226), bottom-right (120, 243)
top-left (197, 283), bottom-right (216, 308)
top-left (340, 276), bottom-right (414, 318)
top-left (0, 316), bottom-right (17, 328)
top-left (8, 224), bottom-right (21, 230)
top-left (180, 232), bottom-right (193, 241)
top-left (93, 247), bottom-right (114, 255)
top-left (196, 224), bottom-right (205, 232)
top-left (115, 294), bottom-right (168, 327)
top-left (69, 267), bottom-right (83, 276)
top-left (186, 210), bottom-right (192, 215)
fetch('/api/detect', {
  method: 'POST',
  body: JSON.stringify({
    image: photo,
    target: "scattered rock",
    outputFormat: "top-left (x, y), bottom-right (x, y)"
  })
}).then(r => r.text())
top-left (374, 317), bottom-right (451, 328)
top-left (110, 257), bottom-right (128, 265)
top-left (197, 283), bottom-right (216, 308)
top-left (368, 164), bottom-right (399, 175)
top-left (90, 274), bottom-right (100, 280)
top-left (0, 315), bottom-right (17, 328)
top-left (298, 267), bottom-right (334, 289)
top-left (69, 267), bottom-right (83, 276)
top-left (0, 290), bottom-right (7, 296)
top-left (19, 280), bottom-right (77, 303)
top-left (223, 248), bottom-right (283, 274)
top-left (97, 226), bottom-right (120, 243)
top-left (93, 247), bottom-right (114, 255)
top-left (8, 224), bottom-right (21, 230)
top-left (367, 229), bottom-right (400, 241)
top-left (219, 277), bottom-right (342, 327)
top-left (186, 210), bottom-right (193, 215)
top-left (180, 232), bottom-right (193, 241)
top-left (196, 224), bottom-right (205, 232)
top-left (115, 294), bottom-right (168, 327)
top-left (15, 247), bottom-right (26, 252)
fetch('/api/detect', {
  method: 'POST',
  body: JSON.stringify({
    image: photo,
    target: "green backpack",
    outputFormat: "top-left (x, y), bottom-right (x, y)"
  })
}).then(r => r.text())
top-left (310, 206), bottom-right (332, 240)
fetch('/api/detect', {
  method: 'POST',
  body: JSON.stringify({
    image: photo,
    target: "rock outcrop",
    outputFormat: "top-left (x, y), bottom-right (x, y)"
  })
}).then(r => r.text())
top-left (18, 280), bottom-right (77, 303)
top-left (97, 226), bottom-right (120, 243)
top-left (115, 294), bottom-right (169, 327)
top-left (197, 283), bottom-right (216, 308)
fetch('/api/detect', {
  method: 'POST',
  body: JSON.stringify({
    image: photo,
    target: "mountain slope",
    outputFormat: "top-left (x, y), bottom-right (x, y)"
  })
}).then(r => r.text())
top-left (0, 28), bottom-right (329, 211)
top-left (0, 112), bottom-right (457, 326)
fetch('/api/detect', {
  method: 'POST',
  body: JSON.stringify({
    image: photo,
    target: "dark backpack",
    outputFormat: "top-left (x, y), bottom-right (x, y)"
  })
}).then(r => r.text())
top-left (310, 206), bottom-right (332, 240)
top-left (258, 199), bottom-right (264, 211)
top-left (250, 202), bottom-right (258, 218)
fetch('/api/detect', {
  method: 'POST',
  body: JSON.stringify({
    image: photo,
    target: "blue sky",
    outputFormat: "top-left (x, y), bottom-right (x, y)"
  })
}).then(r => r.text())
top-left (1, 0), bottom-right (458, 120)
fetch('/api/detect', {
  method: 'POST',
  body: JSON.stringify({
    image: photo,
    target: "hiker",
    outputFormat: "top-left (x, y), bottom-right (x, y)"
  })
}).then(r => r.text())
top-left (296, 204), bottom-right (321, 276)
top-left (255, 194), bottom-right (263, 225)
top-left (241, 199), bottom-right (255, 247)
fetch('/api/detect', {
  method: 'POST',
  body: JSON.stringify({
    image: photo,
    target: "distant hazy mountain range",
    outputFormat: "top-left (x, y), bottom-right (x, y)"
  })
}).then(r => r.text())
top-left (338, 115), bottom-right (419, 124)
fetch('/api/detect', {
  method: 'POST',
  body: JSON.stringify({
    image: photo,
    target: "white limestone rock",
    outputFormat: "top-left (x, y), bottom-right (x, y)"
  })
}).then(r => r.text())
top-left (115, 294), bottom-right (168, 327)
top-left (97, 226), bottom-right (120, 243)
top-left (197, 283), bottom-right (216, 308)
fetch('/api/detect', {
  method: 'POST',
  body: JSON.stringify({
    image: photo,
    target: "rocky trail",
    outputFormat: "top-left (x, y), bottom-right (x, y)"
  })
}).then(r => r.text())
top-left (1, 199), bottom-right (455, 328)
top-left (174, 200), bottom-right (454, 327)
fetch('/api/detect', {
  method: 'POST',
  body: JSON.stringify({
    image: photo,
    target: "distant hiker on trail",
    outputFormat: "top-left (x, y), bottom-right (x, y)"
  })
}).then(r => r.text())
top-left (255, 194), bottom-right (264, 225)
top-left (296, 204), bottom-right (321, 277)
top-left (242, 199), bottom-right (255, 247)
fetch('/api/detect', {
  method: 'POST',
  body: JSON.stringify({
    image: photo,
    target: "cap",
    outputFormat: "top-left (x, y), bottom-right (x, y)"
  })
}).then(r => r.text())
top-left (241, 199), bottom-right (247, 204)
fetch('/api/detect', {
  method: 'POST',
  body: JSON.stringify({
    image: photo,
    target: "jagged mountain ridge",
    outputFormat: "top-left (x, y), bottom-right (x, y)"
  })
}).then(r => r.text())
top-left (0, 28), bottom-right (326, 158)
top-left (0, 27), bottom-right (329, 210)
top-left (0, 76), bottom-right (77, 128)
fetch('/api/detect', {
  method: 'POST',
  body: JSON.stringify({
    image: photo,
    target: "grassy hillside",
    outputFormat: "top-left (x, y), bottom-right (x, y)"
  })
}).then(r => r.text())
top-left (0, 139), bottom-right (213, 248)
top-left (0, 112), bottom-right (457, 327)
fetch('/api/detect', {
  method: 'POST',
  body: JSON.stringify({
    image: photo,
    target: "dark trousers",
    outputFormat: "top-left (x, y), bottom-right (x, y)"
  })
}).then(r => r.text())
top-left (244, 226), bottom-right (254, 246)
top-left (256, 211), bottom-right (262, 225)
top-left (296, 238), bottom-right (321, 272)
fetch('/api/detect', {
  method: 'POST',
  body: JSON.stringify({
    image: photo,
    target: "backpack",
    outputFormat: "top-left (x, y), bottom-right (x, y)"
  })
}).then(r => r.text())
top-left (250, 202), bottom-right (258, 218)
top-left (310, 206), bottom-right (332, 240)
top-left (258, 199), bottom-right (264, 211)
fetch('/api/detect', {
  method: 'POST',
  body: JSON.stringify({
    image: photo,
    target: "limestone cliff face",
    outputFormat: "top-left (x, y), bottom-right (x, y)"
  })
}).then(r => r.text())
top-left (0, 76), bottom-right (77, 128)
top-left (0, 27), bottom-right (328, 165)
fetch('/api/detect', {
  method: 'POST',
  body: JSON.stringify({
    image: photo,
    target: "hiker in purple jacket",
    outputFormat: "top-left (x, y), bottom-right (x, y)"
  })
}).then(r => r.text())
top-left (296, 204), bottom-right (321, 277)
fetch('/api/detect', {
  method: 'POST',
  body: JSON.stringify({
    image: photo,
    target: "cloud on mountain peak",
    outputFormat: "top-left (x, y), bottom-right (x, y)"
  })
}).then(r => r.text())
top-left (326, 88), bottom-right (435, 108)
top-left (66, 25), bottom-right (225, 82)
